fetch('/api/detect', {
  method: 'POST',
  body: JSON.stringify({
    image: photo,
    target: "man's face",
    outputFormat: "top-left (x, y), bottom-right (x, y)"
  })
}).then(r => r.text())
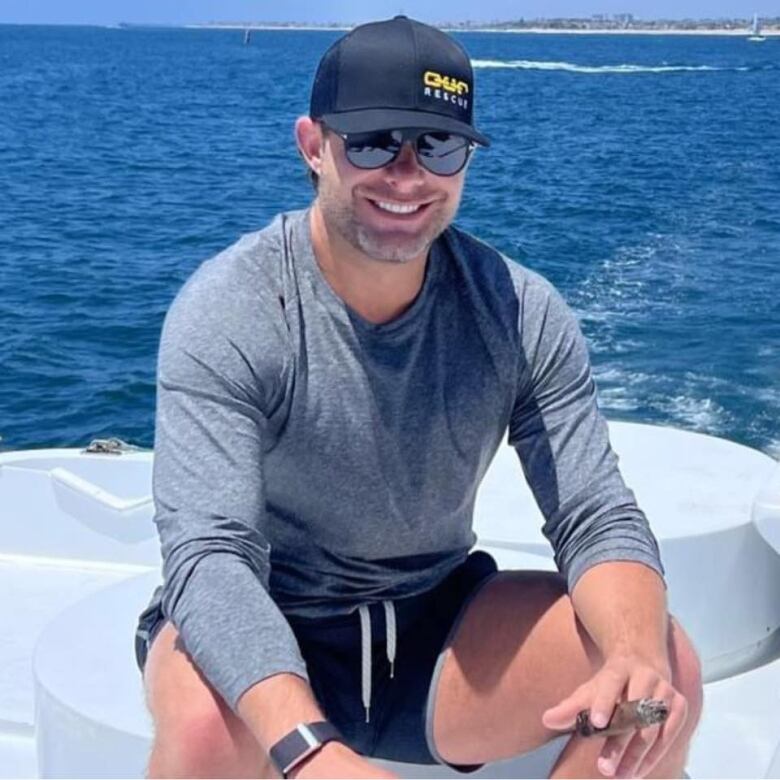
top-left (315, 125), bottom-right (468, 264)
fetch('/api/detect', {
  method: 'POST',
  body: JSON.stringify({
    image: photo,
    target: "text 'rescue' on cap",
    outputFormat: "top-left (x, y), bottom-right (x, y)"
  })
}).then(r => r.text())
top-left (309, 16), bottom-right (490, 146)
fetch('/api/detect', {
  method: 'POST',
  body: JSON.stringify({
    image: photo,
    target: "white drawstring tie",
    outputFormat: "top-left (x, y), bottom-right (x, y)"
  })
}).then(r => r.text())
top-left (357, 600), bottom-right (397, 723)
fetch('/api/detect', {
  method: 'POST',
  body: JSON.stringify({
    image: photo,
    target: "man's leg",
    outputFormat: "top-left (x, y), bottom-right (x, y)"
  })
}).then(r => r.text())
top-left (143, 621), bottom-right (279, 779)
top-left (429, 570), bottom-right (703, 778)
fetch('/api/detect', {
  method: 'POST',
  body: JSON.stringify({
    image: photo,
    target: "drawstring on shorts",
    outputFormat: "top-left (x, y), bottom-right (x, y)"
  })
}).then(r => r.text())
top-left (357, 600), bottom-right (397, 723)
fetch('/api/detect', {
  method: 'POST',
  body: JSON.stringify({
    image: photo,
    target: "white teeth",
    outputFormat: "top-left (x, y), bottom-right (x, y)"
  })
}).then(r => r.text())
top-left (374, 200), bottom-right (421, 214)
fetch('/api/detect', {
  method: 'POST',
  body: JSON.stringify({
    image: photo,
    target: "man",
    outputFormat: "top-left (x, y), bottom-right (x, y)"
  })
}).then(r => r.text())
top-left (135, 16), bottom-right (702, 780)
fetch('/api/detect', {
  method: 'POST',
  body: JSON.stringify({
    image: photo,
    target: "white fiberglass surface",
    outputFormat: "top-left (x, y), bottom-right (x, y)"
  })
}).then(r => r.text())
top-left (0, 733), bottom-right (36, 780)
top-left (475, 422), bottom-right (777, 549)
top-left (0, 430), bottom-right (778, 778)
top-left (687, 654), bottom-right (780, 778)
top-left (754, 461), bottom-right (780, 554)
top-left (609, 423), bottom-right (777, 537)
top-left (0, 558), bottom-right (131, 726)
top-left (0, 454), bottom-right (152, 503)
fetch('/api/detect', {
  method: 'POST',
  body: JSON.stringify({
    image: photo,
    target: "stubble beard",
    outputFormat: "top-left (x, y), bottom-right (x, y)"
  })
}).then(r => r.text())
top-left (317, 179), bottom-right (454, 264)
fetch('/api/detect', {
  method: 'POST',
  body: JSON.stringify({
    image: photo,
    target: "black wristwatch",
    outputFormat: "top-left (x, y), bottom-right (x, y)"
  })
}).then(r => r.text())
top-left (269, 721), bottom-right (342, 777)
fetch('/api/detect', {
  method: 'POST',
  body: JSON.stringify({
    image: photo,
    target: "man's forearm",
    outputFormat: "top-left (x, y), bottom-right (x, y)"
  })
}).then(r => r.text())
top-left (570, 560), bottom-right (669, 663)
top-left (237, 672), bottom-right (326, 753)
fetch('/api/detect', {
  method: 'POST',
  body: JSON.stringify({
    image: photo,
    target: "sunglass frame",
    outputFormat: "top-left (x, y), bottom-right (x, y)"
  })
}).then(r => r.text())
top-left (324, 125), bottom-right (476, 177)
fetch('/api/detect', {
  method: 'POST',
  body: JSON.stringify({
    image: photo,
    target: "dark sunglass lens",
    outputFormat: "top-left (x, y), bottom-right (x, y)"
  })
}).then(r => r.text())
top-left (417, 132), bottom-right (471, 175)
top-left (344, 130), bottom-right (402, 169)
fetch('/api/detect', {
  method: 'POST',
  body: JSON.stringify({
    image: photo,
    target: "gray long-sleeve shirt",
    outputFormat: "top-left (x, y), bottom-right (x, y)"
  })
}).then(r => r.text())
top-left (143, 208), bottom-right (665, 712)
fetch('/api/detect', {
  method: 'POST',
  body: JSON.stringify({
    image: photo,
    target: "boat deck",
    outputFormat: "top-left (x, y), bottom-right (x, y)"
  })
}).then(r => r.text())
top-left (1, 422), bottom-right (779, 777)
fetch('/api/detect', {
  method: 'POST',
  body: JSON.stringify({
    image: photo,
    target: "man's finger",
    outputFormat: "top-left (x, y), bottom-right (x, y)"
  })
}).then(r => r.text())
top-left (542, 685), bottom-right (592, 731)
top-left (597, 675), bottom-right (660, 777)
top-left (616, 724), bottom-right (663, 778)
top-left (624, 683), bottom-right (682, 777)
top-left (613, 684), bottom-right (680, 778)
top-left (598, 729), bottom-right (640, 777)
top-left (634, 692), bottom-right (689, 777)
top-left (608, 676), bottom-right (666, 776)
top-left (588, 667), bottom-right (629, 729)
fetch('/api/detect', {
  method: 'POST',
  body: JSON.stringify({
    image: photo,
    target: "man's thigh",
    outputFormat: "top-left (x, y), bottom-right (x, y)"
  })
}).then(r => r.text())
top-left (144, 621), bottom-right (228, 725)
top-left (428, 569), bottom-right (603, 765)
top-left (143, 620), bottom-right (275, 777)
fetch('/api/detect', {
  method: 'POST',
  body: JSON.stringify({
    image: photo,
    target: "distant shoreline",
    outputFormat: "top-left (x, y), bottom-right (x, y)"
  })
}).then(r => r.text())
top-left (183, 23), bottom-right (780, 37)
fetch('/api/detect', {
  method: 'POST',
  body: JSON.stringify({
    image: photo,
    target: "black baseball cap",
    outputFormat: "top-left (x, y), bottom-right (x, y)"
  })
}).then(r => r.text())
top-left (310, 16), bottom-right (490, 147)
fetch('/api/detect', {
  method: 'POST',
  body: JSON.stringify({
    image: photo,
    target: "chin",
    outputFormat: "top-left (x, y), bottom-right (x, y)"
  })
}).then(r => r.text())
top-left (353, 209), bottom-right (454, 263)
top-left (354, 229), bottom-right (433, 264)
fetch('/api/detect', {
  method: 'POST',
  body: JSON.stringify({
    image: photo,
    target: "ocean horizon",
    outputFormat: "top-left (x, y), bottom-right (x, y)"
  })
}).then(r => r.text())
top-left (6, 23), bottom-right (778, 36)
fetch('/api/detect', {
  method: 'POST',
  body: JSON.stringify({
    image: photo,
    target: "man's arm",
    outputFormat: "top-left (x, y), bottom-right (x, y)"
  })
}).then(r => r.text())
top-left (570, 560), bottom-right (668, 665)
top-left (237, 674), bottom-right (326, 753)
top-left (154, 256), bottom-right (395, 778)
top-left (507, 272), bottom-right (665, 591)
top-left (152, 273), bottom-right (310, 712)
top-left (506, 270), bottom-right (686, 777)
top-left (542, 561), bottom-right (689, 779)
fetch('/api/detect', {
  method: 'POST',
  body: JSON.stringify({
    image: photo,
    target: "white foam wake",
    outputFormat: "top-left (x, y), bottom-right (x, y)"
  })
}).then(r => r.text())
top-left (471, 59), bottom-right (749, 74)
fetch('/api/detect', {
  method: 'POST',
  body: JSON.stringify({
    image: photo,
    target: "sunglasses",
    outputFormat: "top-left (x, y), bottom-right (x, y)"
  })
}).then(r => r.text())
top-left (327, 126), bottom-right (476, 177)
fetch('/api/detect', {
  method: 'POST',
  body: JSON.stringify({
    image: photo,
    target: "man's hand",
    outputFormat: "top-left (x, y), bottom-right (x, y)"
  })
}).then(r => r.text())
top-left (541, 651), bottom-right (688, 779)
top-left (290, 741), bottom-right (398, 779)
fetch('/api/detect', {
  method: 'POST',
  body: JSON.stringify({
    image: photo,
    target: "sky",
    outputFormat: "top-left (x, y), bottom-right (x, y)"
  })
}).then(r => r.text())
top-left (0, 0), bottom-right (776, 26)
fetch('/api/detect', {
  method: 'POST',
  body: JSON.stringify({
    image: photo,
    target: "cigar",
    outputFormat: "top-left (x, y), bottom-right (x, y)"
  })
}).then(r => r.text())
top-left (573, 698), bottom-right (669, 738)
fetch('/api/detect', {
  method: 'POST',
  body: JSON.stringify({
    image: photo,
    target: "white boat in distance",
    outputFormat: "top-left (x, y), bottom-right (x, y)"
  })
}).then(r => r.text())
top-left (749, 13), bottom-right (767, 41)
top-left (1, 421), bottom-right (780, 778)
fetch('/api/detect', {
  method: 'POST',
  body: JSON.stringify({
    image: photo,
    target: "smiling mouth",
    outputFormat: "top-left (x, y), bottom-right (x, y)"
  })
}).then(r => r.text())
top-left (366, 198), bottom-right (433, 217)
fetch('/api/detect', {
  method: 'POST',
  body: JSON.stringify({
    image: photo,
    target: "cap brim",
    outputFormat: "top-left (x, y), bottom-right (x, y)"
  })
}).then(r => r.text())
top-left (319, 108), bottom-right (490, 147)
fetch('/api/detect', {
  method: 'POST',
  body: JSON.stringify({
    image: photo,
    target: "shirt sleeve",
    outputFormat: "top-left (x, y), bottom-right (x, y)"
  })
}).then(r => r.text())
top-left (152, 262), bottom-right (309, 713)
top-left (507, 271), bottom-right (665, 592)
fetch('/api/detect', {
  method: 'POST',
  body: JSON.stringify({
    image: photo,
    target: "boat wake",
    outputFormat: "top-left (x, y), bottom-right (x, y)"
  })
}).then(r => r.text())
top-left (471, 59), bottom-right (753, 74)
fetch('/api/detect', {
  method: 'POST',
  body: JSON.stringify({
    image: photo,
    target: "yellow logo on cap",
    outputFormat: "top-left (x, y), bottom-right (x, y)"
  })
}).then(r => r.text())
top-left (423, 71), bottom-right (469, 95)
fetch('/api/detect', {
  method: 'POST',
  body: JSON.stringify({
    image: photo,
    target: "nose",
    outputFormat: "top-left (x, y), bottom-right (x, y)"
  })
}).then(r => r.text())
top-left (384, 140), bottom-right (425, 181)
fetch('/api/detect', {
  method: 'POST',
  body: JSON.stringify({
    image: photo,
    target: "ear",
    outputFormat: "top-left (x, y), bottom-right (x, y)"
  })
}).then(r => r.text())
top-left (295, 116), bottom-right (326, 176)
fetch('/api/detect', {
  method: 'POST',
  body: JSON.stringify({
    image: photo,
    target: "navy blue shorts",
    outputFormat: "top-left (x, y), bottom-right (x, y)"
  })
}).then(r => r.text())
top-left (136, 550), bottom-right (498, 772)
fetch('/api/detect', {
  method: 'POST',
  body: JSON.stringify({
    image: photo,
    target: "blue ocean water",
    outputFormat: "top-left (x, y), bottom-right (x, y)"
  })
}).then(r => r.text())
top-left (1, 26), bottom-right (778, 456)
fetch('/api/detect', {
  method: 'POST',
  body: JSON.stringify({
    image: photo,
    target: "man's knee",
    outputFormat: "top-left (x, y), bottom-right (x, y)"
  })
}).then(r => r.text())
top-left (669, 616), bottom-right (704, 735)
top-left (147, 703), bottom-right (274, 778)
top-left (143, 623), bottom-right (275, 778)
top-left (149, 706), bottom-right (235, 774)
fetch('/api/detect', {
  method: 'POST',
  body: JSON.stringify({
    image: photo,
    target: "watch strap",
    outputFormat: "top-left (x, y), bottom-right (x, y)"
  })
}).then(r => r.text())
top-left (269, 721), bottom-right (342, 777)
